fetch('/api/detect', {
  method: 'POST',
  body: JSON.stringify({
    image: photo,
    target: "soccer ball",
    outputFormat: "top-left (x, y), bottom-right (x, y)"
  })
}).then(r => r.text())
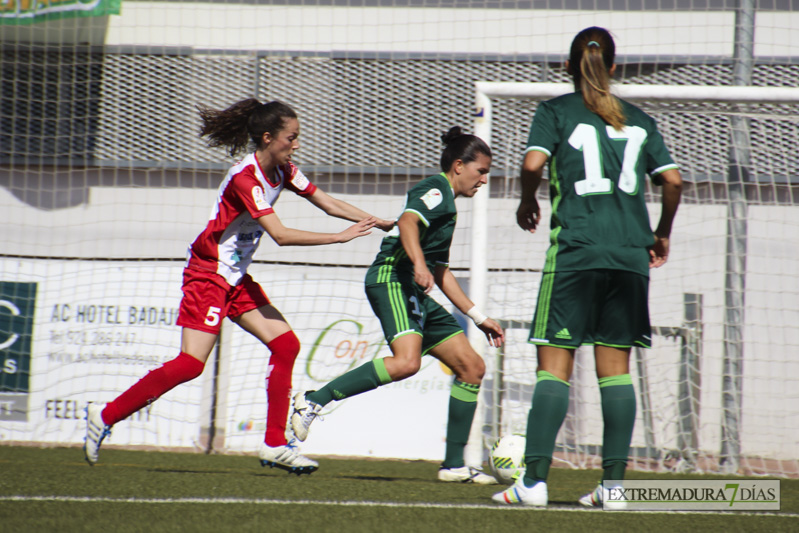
top-left (489, 434), bottom-right (526, 484)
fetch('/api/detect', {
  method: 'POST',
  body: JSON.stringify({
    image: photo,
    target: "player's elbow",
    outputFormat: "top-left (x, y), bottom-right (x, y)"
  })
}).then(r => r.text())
top-left (660, 168), bottom-right (683, 189)
top-left (269, 231), bottom-right (291, 246)
top-left (672, 174), bottom-right (684, 193)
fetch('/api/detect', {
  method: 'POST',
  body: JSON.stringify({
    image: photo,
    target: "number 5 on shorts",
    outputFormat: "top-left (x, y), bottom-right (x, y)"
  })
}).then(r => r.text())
top-left (204, 306), bottom-right (221, 326)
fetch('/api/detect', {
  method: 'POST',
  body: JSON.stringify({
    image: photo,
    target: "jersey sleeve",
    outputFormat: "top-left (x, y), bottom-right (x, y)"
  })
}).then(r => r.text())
top-left (525, 100), bottom-right (557, 158)
top-left (403, 177), bottom-right (449, 227)
top-left (644, 124), bottom-right (679, 178)
top-left (229, 167), bottom-right (275, 218)
top-left (281, 163), bottom-right (318, 197)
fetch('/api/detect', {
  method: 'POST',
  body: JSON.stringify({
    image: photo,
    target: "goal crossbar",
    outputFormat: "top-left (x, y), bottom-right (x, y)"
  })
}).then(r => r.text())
top-left (475, 82), bottom-right (799, 104)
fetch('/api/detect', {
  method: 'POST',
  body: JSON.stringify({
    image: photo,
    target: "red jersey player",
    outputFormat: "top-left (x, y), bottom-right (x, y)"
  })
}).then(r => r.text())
top-left (84, 99), bottom-right (393, 474)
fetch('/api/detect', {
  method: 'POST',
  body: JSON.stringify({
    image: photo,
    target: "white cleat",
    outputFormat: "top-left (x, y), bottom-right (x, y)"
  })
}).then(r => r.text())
top-left (579, 484), bottom-right (603, 507)
top-left (258, 440), bottom-right (318, 475)
top-left (83, 403), bottom-right (112, 466)
top-left (437, 466), bottom-right (498, 485)
top-left (579, 483), bottom-right (627, 510)
top-left (290, 391), bottom-right (322, 442)
top-left (492, 478), bottom-right (548, 506)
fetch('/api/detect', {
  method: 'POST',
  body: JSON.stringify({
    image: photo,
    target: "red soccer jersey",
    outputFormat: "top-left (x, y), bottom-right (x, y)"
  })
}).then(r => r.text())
top-left (186, 153), bottom-right (317, 285)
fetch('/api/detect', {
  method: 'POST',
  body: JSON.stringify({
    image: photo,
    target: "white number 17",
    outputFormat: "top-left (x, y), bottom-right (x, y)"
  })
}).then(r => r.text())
top-left (569, 123), bottom-right (647, 196)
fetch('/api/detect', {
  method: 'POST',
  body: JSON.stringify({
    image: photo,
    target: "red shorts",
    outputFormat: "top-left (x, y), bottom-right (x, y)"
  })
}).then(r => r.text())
top-left (176, 268), bottom-right (271, 334)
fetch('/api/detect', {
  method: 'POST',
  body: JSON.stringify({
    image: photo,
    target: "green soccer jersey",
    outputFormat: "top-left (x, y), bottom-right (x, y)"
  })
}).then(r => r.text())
top-left (365, 173), bottom-right (457, 286)
top-left (526, 92), bottom-right (678, 276)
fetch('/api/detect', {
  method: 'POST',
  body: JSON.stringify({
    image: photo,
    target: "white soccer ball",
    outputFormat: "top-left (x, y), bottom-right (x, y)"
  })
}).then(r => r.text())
top-left (489, 434), bottom-right (526, 485)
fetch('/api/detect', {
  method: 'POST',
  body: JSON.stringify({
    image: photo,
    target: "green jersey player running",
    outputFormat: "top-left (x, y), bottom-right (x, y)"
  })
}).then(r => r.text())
top-left (492, 26), bottom-right (683, 508)
top-left (292, 126), bottom-right (505, 483)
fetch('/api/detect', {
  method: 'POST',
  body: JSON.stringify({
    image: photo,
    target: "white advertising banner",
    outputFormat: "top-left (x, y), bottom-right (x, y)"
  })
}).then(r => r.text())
top-left (0, 259), bottom-right (457, 461)
top-left (0, 260), bottom-right (204, 450)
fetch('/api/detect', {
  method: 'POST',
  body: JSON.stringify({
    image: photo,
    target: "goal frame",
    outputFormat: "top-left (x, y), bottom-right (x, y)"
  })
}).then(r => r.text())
top-left (466, 81), bottom-right (799, 471)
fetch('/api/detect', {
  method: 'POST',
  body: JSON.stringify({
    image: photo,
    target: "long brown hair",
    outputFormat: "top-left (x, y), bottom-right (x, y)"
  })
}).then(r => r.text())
top-left (568, 27), bottom-right (625, 131)
top-left (197, 99), bottom-right (297, 157)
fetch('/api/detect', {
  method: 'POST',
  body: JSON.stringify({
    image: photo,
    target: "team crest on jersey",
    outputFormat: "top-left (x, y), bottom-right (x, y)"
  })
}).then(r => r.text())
top-left (252, 186), bottom-right (270, 210)
top-left (420, 188), bottom-right (442, 210)
top-left (290, 169), bottom-right (310, 191)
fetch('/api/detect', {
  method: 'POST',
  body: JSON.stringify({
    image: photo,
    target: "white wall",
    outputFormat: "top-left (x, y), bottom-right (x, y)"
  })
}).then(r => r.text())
top-left (103, 3), bottom-right (799, 57)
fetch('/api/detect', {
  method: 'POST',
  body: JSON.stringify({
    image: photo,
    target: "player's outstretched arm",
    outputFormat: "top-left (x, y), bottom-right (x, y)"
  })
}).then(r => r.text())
top-left (307, 188), bottom-right (395, 231)
top-left (434, 265), bottom-right (505, 347)
top-left (257, 211), bottom-right (375, 246)
top-left (516, 150), bottom-right (547, 233)
top-left (649, 168), bottom-right (683, 268)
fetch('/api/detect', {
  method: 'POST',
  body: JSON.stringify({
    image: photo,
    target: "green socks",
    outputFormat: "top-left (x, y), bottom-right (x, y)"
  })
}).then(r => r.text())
top-left (518, 371), bottom-right (636, 486)
top-left (599, 374), bottom-right (636, 482)
top-left (523, 371), bottom-right (570, 486)
top-left (441, 380), bottom-right (480, 469)
top-left (306, 359), bottom-right (393, 407)
top-left (307, 367), bottom-right (482, 471)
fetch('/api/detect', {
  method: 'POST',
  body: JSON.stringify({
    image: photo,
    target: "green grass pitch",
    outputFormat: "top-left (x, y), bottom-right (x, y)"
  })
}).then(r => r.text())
top-left (1, 446), bottom-right (797, 532)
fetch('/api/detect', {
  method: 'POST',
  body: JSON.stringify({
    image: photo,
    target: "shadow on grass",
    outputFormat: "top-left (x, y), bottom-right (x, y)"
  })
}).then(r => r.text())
top-left (146, 468), bottom-right (239, 475)
top-left (335, 475), bottom-right (406, 482)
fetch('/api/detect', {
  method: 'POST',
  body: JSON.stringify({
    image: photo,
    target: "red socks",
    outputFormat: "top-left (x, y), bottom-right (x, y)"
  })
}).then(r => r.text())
top-left (264, 331), bottom-right (300, 447)
top-left (99, 333), bottom-right (298, 447)
top-left (101, 352), bottom-right (205, 426)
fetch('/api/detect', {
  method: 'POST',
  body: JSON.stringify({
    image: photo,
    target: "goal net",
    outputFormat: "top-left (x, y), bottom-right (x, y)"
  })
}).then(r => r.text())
top-left (1, 0), bottom-right (798, 478)
top-left (471, 81), bottom-right (799, 478)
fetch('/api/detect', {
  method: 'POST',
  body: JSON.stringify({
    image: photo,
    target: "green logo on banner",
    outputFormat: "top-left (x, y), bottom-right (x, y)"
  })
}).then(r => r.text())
top-left (0, 0), bottom-right (121, 26)
top-left (0, 282), bottom-right (37, 421)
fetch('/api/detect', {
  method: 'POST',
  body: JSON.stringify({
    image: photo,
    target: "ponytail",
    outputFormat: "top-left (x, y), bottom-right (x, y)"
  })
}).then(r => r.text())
top-left (198, 99), bottom-right (297, 157)
top-left (569, 27), bottom-right (625, 131)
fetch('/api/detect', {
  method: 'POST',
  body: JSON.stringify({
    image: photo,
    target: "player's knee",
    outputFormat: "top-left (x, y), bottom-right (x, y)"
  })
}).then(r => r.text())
top-left (282, 331), bottom-right (301, 360)
top-left (185, 363), bottom-right (205, 381)
top-left (165, 352), bottom-right (206, 385)
top-left (459, 353), bottom-right (485, 383)
top-left (392, 357), bottom-right (421, 380)
top-left (268, 331), bottom-right (301, 364)
top-left (474, 359), bottom-right (486, 381)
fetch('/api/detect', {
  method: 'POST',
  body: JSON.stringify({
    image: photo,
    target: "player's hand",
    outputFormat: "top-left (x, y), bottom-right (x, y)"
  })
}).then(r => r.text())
top-left (516, 200), bottom-right (541, 233)
top-left (337, 217), bottom-right (376, 243)
top-left (375, 219), bottom-right (396, 232)
top-left (649, 234), bottom-right (670, 268)
top-left (414, 264), bottom-right (435, 294)
top-left (478, 318), bottom-right (505, 348)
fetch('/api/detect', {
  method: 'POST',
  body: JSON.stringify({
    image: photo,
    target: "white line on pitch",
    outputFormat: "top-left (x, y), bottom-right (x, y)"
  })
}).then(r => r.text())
top-left (1, 495), bottom-right (796, 517)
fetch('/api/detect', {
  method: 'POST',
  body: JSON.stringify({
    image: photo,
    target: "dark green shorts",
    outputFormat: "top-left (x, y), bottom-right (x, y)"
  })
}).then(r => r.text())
top-left (365, 282), bottom-right (463, 355)
top-left (529, 269), bottom-right (651, 349)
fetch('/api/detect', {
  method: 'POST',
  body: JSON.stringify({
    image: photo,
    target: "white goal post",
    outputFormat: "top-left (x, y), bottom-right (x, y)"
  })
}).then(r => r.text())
top-left (466, 82), bottom-right (799, 477)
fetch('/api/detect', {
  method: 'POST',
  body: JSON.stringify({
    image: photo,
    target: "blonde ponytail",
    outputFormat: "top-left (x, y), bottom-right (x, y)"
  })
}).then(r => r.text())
top-left (579, 45), bottom-right (625, 131)
top-left (568, 28), bottom-right (626, 131)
